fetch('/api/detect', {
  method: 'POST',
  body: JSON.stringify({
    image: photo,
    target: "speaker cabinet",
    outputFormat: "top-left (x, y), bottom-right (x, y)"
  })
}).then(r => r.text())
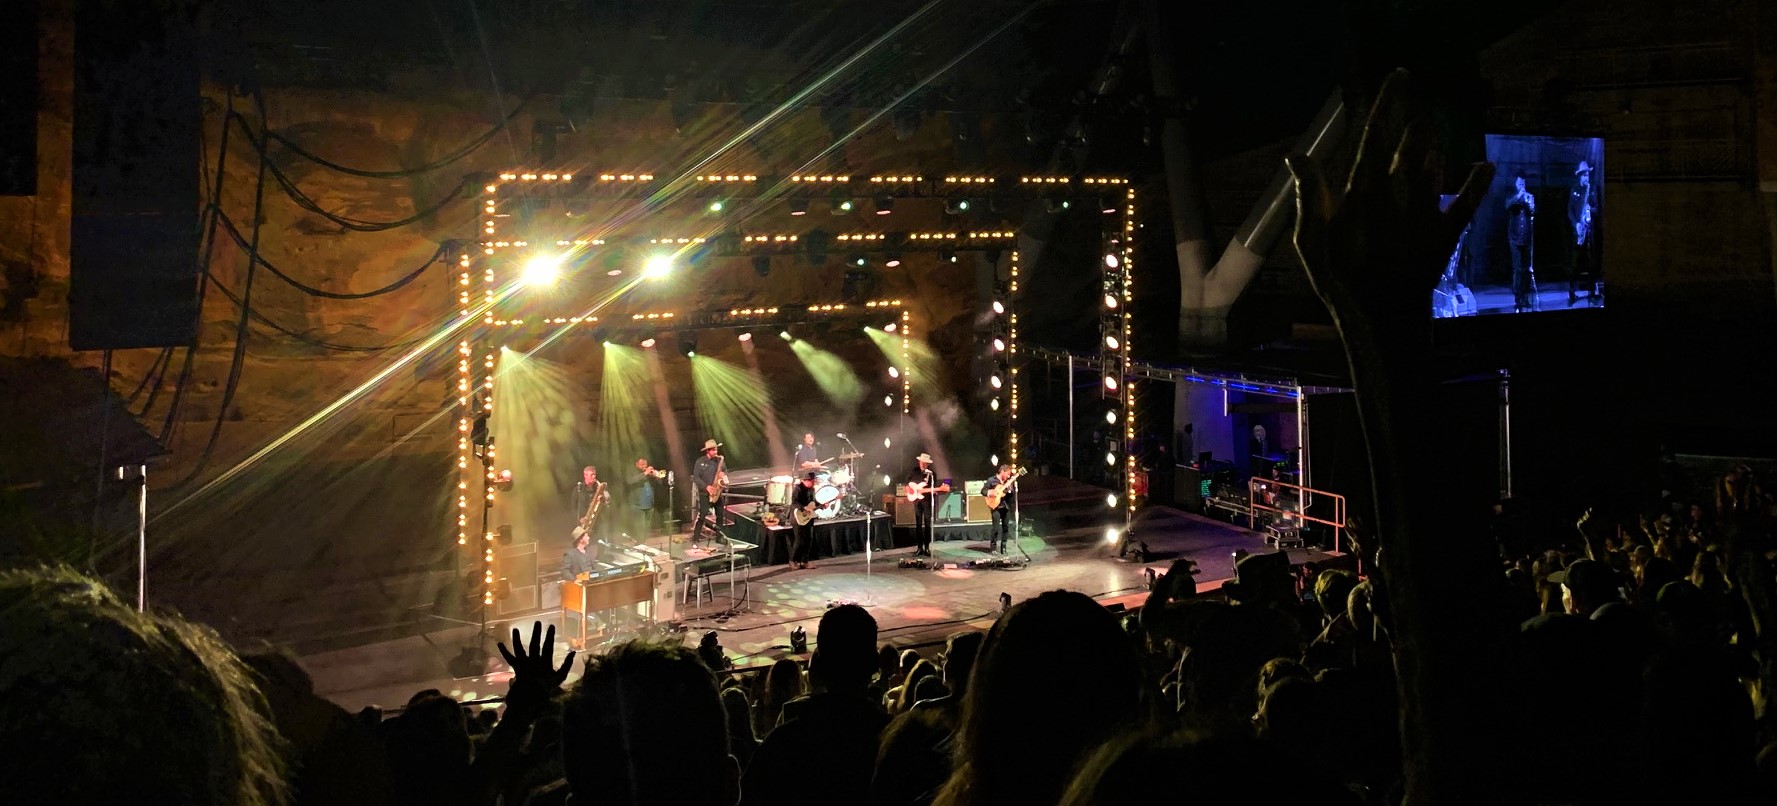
top-left (887, 494), bottom-right (915, 526)
top-left (936, 491), bottom-right (965, 521)
top-left (966, 495), bottom-right (992, 523)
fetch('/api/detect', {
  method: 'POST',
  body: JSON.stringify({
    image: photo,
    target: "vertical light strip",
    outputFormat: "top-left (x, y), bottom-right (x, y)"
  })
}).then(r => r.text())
top-left (1122, 188), bottom-right (1136, 523)
top-left (900, 309), bottom-right (912, 416)
top-left (1007, 249), bottom-right (1020, 468)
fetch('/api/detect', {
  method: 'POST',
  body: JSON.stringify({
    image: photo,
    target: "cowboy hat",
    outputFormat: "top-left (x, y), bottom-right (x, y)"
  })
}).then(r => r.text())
top-left (702, 439), bottom-right (721, 451)
top-left (571, 526), bottom-right (587, 539)
top-left (916, 452), bottom-right (933, 463)
top-left (1575, 160), bottom-right (1592, 174)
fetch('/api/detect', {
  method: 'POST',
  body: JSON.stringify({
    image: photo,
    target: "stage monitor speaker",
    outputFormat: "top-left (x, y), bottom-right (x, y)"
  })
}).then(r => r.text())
top-left (0, 0), bottom-right (38, 196)
top-left (68, 0), bottom-right (202, 350)
top-left (966, 494), bottom-right (992, 523)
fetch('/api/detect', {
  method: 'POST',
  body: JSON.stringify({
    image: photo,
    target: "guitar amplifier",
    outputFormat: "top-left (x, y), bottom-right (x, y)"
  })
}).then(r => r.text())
top-left (937, 491), bottom-right (966, 521)
top-left (964, 479), bottom-right (986, 496)
top-left (966, 494), bottom-right (992, 523)
top-left (887, 494), bottom-right (915, 526)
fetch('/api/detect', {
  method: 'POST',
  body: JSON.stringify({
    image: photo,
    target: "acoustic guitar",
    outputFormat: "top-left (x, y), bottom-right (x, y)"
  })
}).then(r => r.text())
top-left (983, 468), bottom-right (1027, 509)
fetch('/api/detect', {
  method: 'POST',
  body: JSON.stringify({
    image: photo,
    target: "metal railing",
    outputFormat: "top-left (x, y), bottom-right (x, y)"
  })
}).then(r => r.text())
top-left (1247, 477), bottom-right (1346, 556)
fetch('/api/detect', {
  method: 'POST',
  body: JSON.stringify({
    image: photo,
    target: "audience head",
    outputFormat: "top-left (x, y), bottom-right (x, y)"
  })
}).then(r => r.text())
top-left (562, 640), bottom-right (738, 806)
top-left (721, 687), bottom-right (756, 744)
top-left (937, 590), bottom-right (1147, 806)
top-left (1312, 569), bottom-right (1358, 622)
top-left (941, 630), bottom-right (985, 695)
top-left (812, 604), bottom-right (878, 692)
top-left (1547, 558), bottom-right (1619, 616)
top-left (0, 565), bottom-right (288, 805)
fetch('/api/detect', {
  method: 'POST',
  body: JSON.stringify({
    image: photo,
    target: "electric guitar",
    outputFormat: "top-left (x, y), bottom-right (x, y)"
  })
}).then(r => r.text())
top-left (792, 500), bottom-right (819, 526)
top-left (982, 468), bottom-right (1027, 509)
top-left (905, 480), bottom-right (950, 502)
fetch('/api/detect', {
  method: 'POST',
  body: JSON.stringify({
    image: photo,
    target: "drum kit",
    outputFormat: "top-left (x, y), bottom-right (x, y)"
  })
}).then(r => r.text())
top-left (764, 450), bottom-right (870, 523)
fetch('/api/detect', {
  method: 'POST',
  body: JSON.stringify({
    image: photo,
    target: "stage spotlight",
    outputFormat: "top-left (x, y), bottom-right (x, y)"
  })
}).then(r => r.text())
top-left (1103, 293), bottom-right (1119, 309)
top-left (640, 337), bottom-right (657, 348)
top-left (939, 247), bottom-right (957, 264)
top-left (884, 394), bottom-right (894, 407)
top-left (779, 330), bottom-right (792, 341)
top-left (990, 398), bottom-right (1000, 411)
top-left (678, 333), bottom-right (697, 357)
top-left (1046, 198), bottom-right (1071, 213)
top-left (849, 253), bottom-right (867, 268)
top-left (830, 193), bottom-right (854, 215)
top-left (882, 474), bottom-right (892, 487)
top-left (520, 254), bottom-right (563, 287)
top-left (1104, 253), bottom-right (1121, 269)
top-left (888, 366), bottom-right (900, 379)
top-left (1105, 451), bottom-right (1116, 466)
top-left (752, 254), bottom-right (772, 277)
top-left (1103, 375), bottom-right (1119, 390)
top-left (873, 195), bottom-right (894, 215)
top-left (1106, 493), bottom-right (1119, 508)
top-left (737, 331), bottom-right (753, 342)
top-left (883, 322), bottom-right (897, 333)
top-left (944, 198), bottom-right (971, 215)
top-left (789, 195), bottom-right (809, 216)
top-left (883, 437), bottom-right (892, 448)
top-left (989, 374), bottom-right (1002, 389)
top-left (707, 199), bottom-right (726, 214)
top-left (495, 470), bottom-right (515, 491)
top-left (1100, 196), bottom-right (1118, 214)
top-left (992, 337), bottom-right (1005, 352)
top-left (1105, 410), bottom-right (1117, 424)
top-left (1105, 527), bottom-right (1121, 545)
top-left (884, 250), bottom-right (902, 268)
top-left (1105, 335), bottom-right (1120, 350)
top-left (991, 300), bottom-right (1004, 315)
top-left (643, 254), bottom-right (674, 279)
top-left (990, 454), bottom-right (999, 466)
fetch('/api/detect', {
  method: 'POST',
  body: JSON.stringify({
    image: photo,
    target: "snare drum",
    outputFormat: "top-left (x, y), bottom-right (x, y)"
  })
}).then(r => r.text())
top-left (765, 475), bottom-right (794, 505)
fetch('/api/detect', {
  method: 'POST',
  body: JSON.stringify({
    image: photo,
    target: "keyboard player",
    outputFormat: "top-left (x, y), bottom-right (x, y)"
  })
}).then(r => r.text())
top-left (563, 528), bottom-right (600, 580)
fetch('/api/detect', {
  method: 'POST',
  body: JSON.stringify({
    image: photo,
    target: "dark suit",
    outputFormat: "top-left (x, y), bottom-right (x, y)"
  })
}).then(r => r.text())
top-left (692, 454), bottom-right (722, 543)
top-left (908, 466), bottom-right (936, 553)
top-left (982, 475), bottom-right (1016, 552)
top-left (1506, 193), bottom-right (1535, 310)
top-left (789, 482), bottom-right (816, 565)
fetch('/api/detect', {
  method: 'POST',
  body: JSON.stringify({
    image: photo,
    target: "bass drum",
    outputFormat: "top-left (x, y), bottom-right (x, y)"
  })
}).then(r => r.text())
top-left (813, 484), bottom-right (843, 518)
top-left (765, 475), bottom-right (794, 505)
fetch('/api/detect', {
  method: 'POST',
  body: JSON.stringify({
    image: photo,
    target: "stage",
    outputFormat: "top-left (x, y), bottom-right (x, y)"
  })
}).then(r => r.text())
top-left (298, 477), bottom-right (1351, 711)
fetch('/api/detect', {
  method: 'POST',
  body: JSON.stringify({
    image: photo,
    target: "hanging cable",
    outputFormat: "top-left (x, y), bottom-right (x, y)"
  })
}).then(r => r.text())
top-left (160, 82), bottom-right (239, 446)
top-left (124, 347), bottom-right (171, 406)
top-left (228, 111), bottom-right (473, 233)
top-left (212, 210), bottom-right (449, 299)
top-left (257, 94), bottom-right (530, 179)
top-left (202, 267), bottom-right (432, 353)
top-left (171, 90), bottom-right (274, 488)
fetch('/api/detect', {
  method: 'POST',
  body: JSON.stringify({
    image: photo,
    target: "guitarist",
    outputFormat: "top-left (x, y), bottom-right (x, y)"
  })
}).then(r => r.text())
top-left (691, 439), bottom-right (728, 547)
top-left (787, 470), bottom-right (820, 569)
top-left (906, 452), bottom-right (946, 557)
top-left (981, 464), bottom-right (1019, 553)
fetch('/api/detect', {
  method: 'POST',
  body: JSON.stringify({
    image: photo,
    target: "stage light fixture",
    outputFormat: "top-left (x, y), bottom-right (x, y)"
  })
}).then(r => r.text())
top-left (1104, 253), bottom-right (1120, 269)
top-left (1106, 493), bottom-right (1119, 508)
top-left (990, 398), bottom-right (1000, 411)
top-left (520, 254), bottom-right (563, 287)
top-left (1105, 335), bottom-right (1120, 350)
top-left (883, 322), bottom-right (897, 333)
top-left (678, 333), bottom-right (697, 357)
top-left (882, 474), bottom-right (892, 487)
top-left (884, 249), bottom-right (902, 268)
top-left (1046, 198), bottom-right (1071, 213)
top-left (887, 366), bottom-right (900, 379)
top-left (884, 394), bottom-right (894, 407)
top-left (849, 253), bottom-right (867, 268)
top-left (1103, 293), bottom-right (1118, 309)
top-left (883, 437), bottom-right (892, 448)
top-left (830, 193), bottom-right (854, 215)
top-left (992, 337), bottom-right (1005, 352)
top-left (752, 254), bottom-right (772, 277)
top-left (789, 195), bottom-right (809, 216)
top-left (874, 195), bottom-right (894, 215)
top-left (1104, 375), bottom-right (1119, 390)
top-left (641, 337), bottom-right (657, 348)
top-left (944, 198), bottom-right (971, 214)
top-left (707, 199), bottom-right (726, 214)
top-left (738, 331), bottom-right (753, 342)
top-left (991, 300), bottom-right (1004, 315)
top-left (1105, 410), bottom-right (1117, 424)
top-left (1105, 451), bottom-right (1116, 466)
top-left (779, 330), bottom-right (792, 341)
top-left (495, 469), bottom-right (515, 491)
top-left (990, 455), bottom-right (999, 466)
top-left (1105, 527), bottom-right (1121, 545)
top-left (989, 375), bottom-right (1002, 389)
top-left (1099, 196), bottom-right (1118, 214)
top-left (643, 254), bottom-right (674, 279)
top-left (939, 247), bottom-right (957, 263)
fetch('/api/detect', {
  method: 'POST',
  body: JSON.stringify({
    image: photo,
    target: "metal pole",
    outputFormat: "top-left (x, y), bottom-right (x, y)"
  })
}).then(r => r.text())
top-left (1067, 355), bottom-right (1075, 478)
top-left (1500, 369), bottom-right (1513, 500)
top-left (135, 464), bottom-right (147, 611)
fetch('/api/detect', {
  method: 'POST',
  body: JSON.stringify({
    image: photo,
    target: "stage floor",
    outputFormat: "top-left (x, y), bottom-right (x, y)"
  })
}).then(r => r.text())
top-left (300, 478), bottom-right (1350, 711)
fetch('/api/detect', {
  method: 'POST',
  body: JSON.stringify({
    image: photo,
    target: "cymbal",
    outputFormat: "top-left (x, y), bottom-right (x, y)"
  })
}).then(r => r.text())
top-left (838, 451), bottom-right (865, 460)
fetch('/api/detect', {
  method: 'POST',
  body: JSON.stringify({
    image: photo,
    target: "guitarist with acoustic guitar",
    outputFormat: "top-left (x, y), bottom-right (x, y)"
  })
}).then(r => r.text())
top-left (787, 470), bottom-right (820, 569)
top-left (690, 439), bottom-right (729, 548)
top-left (981, 464), bottom-right (1025, 553)
top-left (905, 452), bottom-right (948, 557)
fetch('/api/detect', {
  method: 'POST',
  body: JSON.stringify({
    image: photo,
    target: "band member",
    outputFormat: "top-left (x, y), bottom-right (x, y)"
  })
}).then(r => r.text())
top-left (981, 464), bottom-right (1017, 553)
top-left (631, 458), bottom-right (663, 538)
top-left (788, 470), bottom-right (819, 569)
top-left (562, 527), bottom-right (599, 579)
top-left (908, 452), bottom-right (939, 556)
top-left (1506, 173), bottom-right (1537, 313)
top-left (691, 439), bottom-right (726, 546)
top-left (576, 466), bottom-right (611, 539)
top-left (794, 432), bottom-right (821, 470)
top-left (1568, 161), bottom-right (1599, 306)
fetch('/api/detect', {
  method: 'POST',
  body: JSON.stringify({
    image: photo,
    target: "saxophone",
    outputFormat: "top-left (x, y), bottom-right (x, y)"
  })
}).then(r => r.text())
top-left (579, 480), bottom-right (608, 529)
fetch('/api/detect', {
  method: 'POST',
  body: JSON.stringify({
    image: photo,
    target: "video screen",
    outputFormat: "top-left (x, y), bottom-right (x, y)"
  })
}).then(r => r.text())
top-left (1432, 134), bottom-right (1604, 318)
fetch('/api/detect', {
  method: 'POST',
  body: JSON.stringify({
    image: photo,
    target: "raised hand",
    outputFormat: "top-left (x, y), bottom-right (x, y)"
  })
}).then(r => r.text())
top-left (497, 621), bottom-right (575, 707)
top-left (1285, 70), bottom-right (1493, 342)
